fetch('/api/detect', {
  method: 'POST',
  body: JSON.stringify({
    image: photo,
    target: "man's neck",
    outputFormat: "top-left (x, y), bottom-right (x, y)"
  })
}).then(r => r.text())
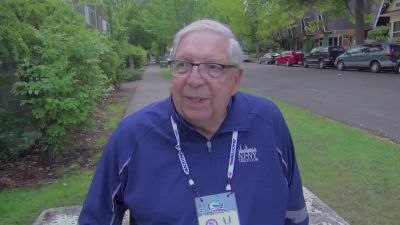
top-left (192, 113), bottom-right (227, 140)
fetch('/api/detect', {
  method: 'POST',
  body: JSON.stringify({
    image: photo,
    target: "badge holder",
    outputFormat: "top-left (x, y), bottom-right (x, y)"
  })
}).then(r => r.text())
top-left (195, 192), bottom-right (240, 225)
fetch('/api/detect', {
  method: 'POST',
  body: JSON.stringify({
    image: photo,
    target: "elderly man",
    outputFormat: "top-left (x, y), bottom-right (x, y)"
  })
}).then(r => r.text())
top-left (79, 19), bottom-right (308, 225)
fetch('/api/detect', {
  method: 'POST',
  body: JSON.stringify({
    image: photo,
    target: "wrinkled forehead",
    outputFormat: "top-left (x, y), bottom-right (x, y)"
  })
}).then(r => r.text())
top-left (175, 30), bottom-right (230, 62)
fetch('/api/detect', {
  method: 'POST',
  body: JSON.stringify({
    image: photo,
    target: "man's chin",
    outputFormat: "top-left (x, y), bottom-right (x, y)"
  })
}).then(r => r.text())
top-left (182, 111), bottom-right (212, 124)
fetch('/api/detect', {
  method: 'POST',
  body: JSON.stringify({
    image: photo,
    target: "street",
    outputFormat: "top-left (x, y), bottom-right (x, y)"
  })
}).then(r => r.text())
top-left (240, 62), bottom-right (400, 143)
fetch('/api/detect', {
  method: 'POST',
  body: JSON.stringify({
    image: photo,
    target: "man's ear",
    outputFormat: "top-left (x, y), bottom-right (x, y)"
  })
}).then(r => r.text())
top-left (231, 68), bottom-right (243, 96)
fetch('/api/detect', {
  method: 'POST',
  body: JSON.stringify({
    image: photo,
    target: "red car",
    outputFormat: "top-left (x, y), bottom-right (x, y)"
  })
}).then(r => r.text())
top-left (275, 50), bottom-right (304, 66)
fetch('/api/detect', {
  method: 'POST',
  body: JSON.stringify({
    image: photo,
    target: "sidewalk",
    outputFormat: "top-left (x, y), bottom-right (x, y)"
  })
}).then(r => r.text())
top-left (33, 64), bottom-right (350, 225)
top-left (124, 64), bottom-right (170, 117)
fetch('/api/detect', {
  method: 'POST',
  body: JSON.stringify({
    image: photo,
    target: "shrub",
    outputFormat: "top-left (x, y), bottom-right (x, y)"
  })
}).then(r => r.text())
top-left (0, 108), bottom-right (39, 162)
top-left (128, 45), bottom-right (147, 69)
top-left (124, 68), bottom-right (144, 81)
top-left (367, 25), bottom-right (389, 43)
top-left (13, 24), bottom-right (110, 152)
top-left (100, 39), bottom-right (125, 88)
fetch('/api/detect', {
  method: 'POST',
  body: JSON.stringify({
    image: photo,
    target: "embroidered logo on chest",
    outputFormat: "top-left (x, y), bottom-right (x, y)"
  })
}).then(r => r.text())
top-left (238, 145), bottom-right (258, 163)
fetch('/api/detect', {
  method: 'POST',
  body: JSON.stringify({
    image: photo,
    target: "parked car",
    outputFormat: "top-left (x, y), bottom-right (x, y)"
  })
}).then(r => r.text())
top-left (243, 53), bottom-right (251, 62)
top-left (275, 50), bottom-right (304, 66)
top-left (334, 43), bottom-right (400, 73)
top-left (303, 46), bottom-right (345, 69)
top-left (258, 53), bottom-right (280, 64)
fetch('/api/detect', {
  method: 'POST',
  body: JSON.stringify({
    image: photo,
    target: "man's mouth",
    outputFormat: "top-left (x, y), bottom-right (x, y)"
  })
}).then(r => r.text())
top-left (186, 96), bottom-right (208, 103)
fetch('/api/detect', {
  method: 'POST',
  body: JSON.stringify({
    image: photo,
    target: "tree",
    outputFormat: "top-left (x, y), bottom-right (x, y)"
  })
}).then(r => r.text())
top-left (301, 0), bottom-right (374, 45)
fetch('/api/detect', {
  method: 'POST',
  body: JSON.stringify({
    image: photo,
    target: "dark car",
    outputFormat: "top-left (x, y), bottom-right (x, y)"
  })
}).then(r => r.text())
top-left (275, 51), bottom-right (304, 66)
top-left (334, 43), bottom-right (400, 73)
top-left (303, 46), bottom-right (345, 69)
top-left (258, 53), bottom-right (280, 64)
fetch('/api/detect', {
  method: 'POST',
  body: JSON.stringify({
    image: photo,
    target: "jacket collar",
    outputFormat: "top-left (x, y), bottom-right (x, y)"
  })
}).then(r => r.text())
top-left (169, 92), bottom-right (251, 139)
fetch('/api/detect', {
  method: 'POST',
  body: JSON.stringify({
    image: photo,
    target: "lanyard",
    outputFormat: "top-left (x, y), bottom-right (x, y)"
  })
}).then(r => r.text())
top-left (170, 116), bottom-right (238, 197)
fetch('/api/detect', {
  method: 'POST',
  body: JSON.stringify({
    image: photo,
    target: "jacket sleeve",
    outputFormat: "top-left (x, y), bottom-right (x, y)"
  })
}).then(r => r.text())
top-left (284, 149), bottom-right (309, 225)
top-left (275, 112), bottom-right (309, 225)
top-left (79, 125), bottom-right (130, 225)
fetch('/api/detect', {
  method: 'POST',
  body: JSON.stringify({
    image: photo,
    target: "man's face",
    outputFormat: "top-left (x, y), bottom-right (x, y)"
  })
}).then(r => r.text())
top-left (171, 30), bottom-right (243, 130)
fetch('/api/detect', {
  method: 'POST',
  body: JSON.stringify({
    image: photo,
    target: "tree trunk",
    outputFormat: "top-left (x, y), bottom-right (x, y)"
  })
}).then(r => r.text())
top-left (355, 0), bottom-right (365, 45)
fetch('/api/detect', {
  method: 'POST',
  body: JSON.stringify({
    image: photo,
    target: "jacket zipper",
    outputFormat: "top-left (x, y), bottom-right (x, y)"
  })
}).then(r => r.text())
top-left (206, 140), bottom-right (212, 153)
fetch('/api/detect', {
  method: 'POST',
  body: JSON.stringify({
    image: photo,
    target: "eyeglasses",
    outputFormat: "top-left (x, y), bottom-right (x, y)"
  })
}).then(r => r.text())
top-left (169, 60), bottom-right (237, 79)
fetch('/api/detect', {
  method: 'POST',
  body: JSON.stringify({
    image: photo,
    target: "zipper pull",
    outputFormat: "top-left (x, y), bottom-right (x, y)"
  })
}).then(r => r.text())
top-left (206, 140), bottom-right (212, 153)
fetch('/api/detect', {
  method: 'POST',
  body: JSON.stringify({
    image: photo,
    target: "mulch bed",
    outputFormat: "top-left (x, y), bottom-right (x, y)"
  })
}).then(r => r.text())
top-left (0, 82), bottom-right (137, 192)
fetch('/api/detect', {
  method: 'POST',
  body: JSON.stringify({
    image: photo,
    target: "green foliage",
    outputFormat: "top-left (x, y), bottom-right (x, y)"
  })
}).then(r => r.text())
top-left (124, 68), bottom-right (144, 81)
top-left (12, 22), bottom-right (110, 152)
top-left (367, 25), bottom-right (390, 43)
top-left (100, 39), bottom-right (125, 88)
top-left (0, 0), bottom-right (83, 63)
top-left (160, 69), bottom-right (172, 79)
top-left (305, 20), bottom-right (325, 33)
top-left (258, 39), bottom-right (281, 54)
top-left (129, 45), bottom-right (147, 69)
top-left (0, 109), bottom-right (39, 162)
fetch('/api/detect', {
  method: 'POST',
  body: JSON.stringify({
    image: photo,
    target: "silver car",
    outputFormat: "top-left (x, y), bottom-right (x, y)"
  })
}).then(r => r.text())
top-left (258, 53), bottom-right (280, 64)
top-left (335, 43), bottom-right (400, 73)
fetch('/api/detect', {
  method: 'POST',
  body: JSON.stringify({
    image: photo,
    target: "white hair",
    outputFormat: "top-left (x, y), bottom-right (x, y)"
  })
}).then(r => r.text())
top-left (170, 19), bottom-right (244, 68)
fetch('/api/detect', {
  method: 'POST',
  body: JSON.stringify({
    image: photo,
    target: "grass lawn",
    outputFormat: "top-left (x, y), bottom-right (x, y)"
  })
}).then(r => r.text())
top-left (244, 89), bottom-right (400, 225)
top-left (160, 68), bottom-right (172, 79)
top-left (0, 172), bottom-right (93, 225)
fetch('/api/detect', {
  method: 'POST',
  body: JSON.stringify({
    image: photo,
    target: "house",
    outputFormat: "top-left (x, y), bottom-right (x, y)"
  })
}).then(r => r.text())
top-left (279, 0), bottom-right (383, 53)
top-left (375, 0), bottom-right (400, 39)
top-left (69, 0), bottom-right (109, 34)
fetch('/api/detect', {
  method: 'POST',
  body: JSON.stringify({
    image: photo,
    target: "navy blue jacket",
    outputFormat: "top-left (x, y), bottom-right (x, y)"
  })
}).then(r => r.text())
top-left (79, 92), bottom-right (308, 225)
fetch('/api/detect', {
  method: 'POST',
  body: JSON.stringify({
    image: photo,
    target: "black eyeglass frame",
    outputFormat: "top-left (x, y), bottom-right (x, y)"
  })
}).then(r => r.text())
top-left (168, 60), bottom-right (238, 79)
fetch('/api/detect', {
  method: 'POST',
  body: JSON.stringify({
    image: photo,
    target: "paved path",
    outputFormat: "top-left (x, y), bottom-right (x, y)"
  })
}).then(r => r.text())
top-left (124, 64), bottom-right (170, 117)
top-left (33, 64), bottom-right (350, 225)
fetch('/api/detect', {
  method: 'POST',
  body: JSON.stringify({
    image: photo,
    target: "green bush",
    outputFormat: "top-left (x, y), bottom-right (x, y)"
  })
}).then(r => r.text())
top-left (100, 39), bottom-right (125, 88)
top-left (13, 24), bottom-right (110, 152)
top-left (129, 45), bottom-right (147, 69)
top-left (367, 25), bottom-right (389, 43)
top-left (0, 0), bottom-right (84, 64)
top-left (0, 108), bottom-right (39, 162)
top-left (124, 68), bottom-right (144, 81)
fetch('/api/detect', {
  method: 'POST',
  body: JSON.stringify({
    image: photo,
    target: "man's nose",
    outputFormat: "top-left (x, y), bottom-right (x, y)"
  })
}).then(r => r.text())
top-left (186, 65), bottom-right (205, 85)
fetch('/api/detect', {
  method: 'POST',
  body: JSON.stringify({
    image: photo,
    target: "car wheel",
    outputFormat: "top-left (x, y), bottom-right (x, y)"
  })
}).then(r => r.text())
top-left (319, 59), bottom-right (325, 69)
top-left (370, 61), bottom-right (381, 73)
top-left (303, 60), bottom-right (308, 68)
top-left (286, 61), bottom-right (291, 67)
top-left (275, 61), bottom-right (279, 66)
top-left (337, 61), bottom-right (345, 71)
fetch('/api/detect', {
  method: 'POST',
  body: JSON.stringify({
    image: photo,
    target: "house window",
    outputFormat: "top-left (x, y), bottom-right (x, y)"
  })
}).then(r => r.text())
top-left (392, 21), bottom-right (400, 38)
top-left (312, 38), bottom-right (323, 47)
top-left (84, 6), bottom-right (97, 28)
top-left (328, 36), bottom-right (344, 47)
